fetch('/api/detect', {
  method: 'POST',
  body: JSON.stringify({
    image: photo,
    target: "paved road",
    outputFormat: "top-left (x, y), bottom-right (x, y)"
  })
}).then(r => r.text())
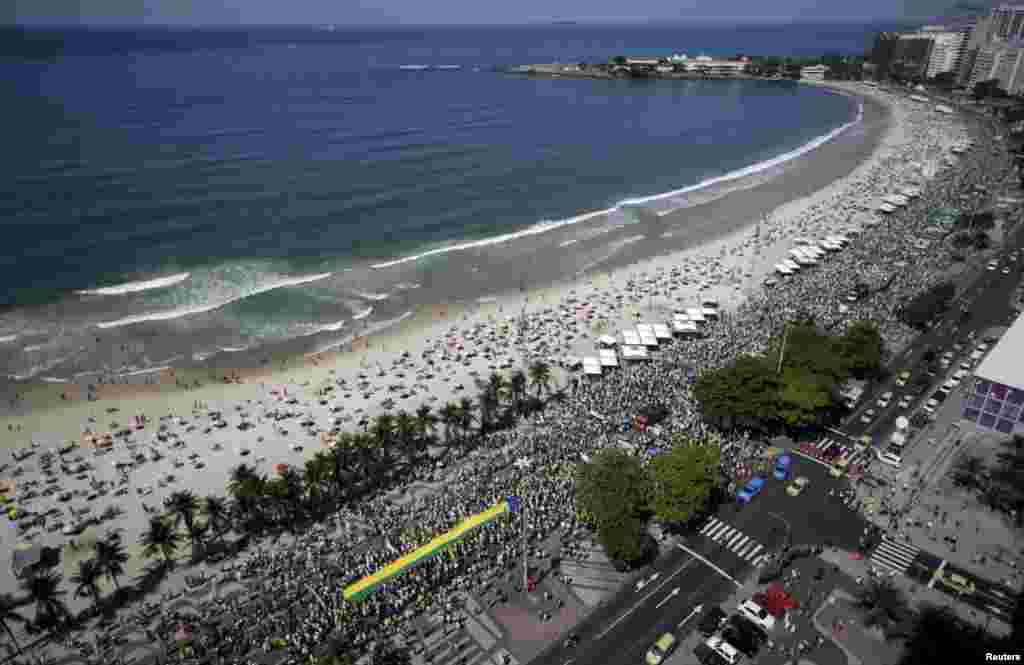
top-left (843, 234), bottom-right (1024, 446)
top-left (532, 454), bottom-right (868, 665)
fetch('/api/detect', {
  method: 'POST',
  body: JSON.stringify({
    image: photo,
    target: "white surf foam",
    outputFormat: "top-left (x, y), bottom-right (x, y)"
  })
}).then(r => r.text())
top-left (0, 335), bottom-right (19, 344)
top-left (559, 239), bottom-right (579, 247)
top-left (219, 346), bottom-right (249, 353)
top-left (353, 307), bottom-right (374, 321)
top-left (352, 290), bottom-right (390, 301)
top-left (372, 102), bottom-right (863, 269)
top-left (117, 366), bottom-right (170, 378)
top-left (309, 320), bottom-right (347, 335)
top-left (22, 345), bottom-right (44, 353)
top-left (96, 272), bottom-right (333, 330)
top-left (40, 376), bottom-right (70, 383)
top-left (77, 272), bottom-right (192, 296)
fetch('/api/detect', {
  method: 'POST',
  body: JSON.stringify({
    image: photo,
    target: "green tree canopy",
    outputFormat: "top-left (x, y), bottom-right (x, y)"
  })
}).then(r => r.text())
top-left (575, 449), bottom-right (650, 562)
top-left (838, 320), bottom-right (884, 379)
top-left (648, 438), bottom-right (721, 524)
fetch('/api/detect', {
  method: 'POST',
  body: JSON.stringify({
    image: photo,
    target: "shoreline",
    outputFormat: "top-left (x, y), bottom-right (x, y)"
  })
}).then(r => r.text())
top-left (0, 80), bottom-right (986, 647)
top-left (0, 81), bottom-right (893, 441)
top-left (0, 79), bottom-right (859, 389)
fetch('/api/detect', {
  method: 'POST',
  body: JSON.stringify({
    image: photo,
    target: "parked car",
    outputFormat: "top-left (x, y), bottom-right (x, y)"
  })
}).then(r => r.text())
top-left (786, 476), bottom-right (810, 497)
top-left (895, 370), bottom-right (911, 387)
top-left (737, 600), bottom-right (776, 633)
top-left (736, 478), bottom-right (766, 504)
top-left (876, 391), bottom-right (893, 408)
top-left (773, 455), bottom-right (792, 481)
top-left (697, 635), bottom-right (742, 665)
top-left (645, 633), bottom-right (678, 665)
top-left (860, 408), bottom-right (876, 424)
top-left (698, 607), bottom-right (728, 637)
top-left (938, 571), bottom-right (976, 596)
top-left (897, 395), bottom-right (913, 410)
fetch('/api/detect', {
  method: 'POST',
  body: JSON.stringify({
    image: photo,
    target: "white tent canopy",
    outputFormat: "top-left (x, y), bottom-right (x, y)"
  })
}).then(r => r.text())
top-left (622, 329), bottom-right (642, 346)
top-left (672, 320), bottom-right (700, 335)
top-left (621, 345), bottom-right (650, 360)
top-left (878, 202), bottom-right (897, 213)
top-left (685, 307), bottom-right (705, 323)
top-left (652, 323), bottom-right (671, 340)
top-left (636, 324), bottom-right (658, 347)
top-left (598, 334), bottom-right (617, 347)
top-left (582, 357), bottom-right (602, 375)
top-left (599, 348), bottom-right (619, 367)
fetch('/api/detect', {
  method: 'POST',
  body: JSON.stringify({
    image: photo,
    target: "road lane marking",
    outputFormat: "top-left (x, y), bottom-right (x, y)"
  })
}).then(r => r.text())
top-left (655, 587), bottom-right (680, 609)
top-left (677, 543), bottom-right (742, 587)
top-left (595, 557), bottom-right (697, 640)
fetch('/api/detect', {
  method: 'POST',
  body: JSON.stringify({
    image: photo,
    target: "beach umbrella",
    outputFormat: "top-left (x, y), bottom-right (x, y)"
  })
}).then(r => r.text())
top-left (174, 625), bottom-right (194, 643)
top-left (275, 463), bottom-right (290, 475)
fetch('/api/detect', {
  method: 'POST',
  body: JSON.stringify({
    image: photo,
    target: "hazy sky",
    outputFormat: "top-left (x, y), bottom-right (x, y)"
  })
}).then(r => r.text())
top-left (7, 0), bottom-right (968, 26)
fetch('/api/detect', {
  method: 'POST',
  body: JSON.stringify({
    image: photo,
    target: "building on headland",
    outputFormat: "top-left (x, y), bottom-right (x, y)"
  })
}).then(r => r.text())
top-left (800, 64), bottom-right (829, 81)
top-left (665, 54), bottom-right (750, 75)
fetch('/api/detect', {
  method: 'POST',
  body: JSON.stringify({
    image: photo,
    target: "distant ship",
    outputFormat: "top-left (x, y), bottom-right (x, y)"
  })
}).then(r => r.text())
top-left (435, 65), bottom-right (462, 70)
top-left (399, 64), bottom-right (430, 71)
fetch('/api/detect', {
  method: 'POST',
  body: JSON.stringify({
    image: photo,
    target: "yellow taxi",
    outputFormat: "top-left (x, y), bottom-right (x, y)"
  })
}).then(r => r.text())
top-left (646, 632), bottom-right (677, 665)
top-left (938, 571), bottom-right (976, 596)
top-left (829, 457), bottom-right (849, 478)
top-left (786, 476), bottom-right (810, 497)
top-left (896, 370), bottom-right (911, 387)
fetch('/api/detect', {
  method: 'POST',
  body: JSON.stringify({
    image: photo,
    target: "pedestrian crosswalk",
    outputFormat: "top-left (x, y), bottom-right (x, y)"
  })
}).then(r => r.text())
top-left (699, 517), bottom-right (772, 566)
top-left (868, 537), bottom-right (920, 576)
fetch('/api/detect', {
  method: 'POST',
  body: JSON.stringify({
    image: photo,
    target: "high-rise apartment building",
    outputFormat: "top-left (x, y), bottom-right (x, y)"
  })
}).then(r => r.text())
top-left (925, 30), bottom-right (968, 77)
top-left (992, 3), bottom-right (1024, 41)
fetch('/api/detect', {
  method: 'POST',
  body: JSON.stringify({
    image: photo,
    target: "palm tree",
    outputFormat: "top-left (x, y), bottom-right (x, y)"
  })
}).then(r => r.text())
top-left (439, 402), bottom-right (460, 445)
top-left (393, 410), bottom-right (419, 461)
top-left (278, 466), bottom-right (306, 521)
top-left (415, 404), bottom-right (437, 443)
top-left (20, 570), bottom-right (69, 633)
top-left (139, 515), bottom-right (181, 567)
top-left (93, 530), bottom-right (128, 592)
top-left (508, 369), bottom-right (528, 416)
top-left (0, 593), bottom-right (29, 656)
top-left (855, 578), bottom-right (910, 637)
top-left (476, 388), bottom-right (498, 436)
top-left (69, 559), bottom-right (103, 612)
top-left (528, 360), bottom-right (552, 399)
top-left (165, 490), bottom-right (202, 558)
top-left (202, 495), bottom-right (231, 543)
top-left (304, 453), bottom-right (333, 509)
top-left (227, 463), bottom-right (266, 525)
top-left (372, 411), bottom-right (395, 448)
top-left (457, 397), bottom-right (476, 441)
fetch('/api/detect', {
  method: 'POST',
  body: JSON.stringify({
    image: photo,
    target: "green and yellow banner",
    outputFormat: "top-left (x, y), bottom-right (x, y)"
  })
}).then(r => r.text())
top-left (343, 497), bottom-right (517, 602)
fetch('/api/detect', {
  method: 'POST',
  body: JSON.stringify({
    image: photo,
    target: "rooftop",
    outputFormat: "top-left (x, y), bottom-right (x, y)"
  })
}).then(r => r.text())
top-left (975, 312), bottom-right (1024, 389)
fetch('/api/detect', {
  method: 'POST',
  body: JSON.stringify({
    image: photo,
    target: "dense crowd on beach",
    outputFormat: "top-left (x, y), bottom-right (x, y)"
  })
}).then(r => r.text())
top-left (7, 90), bottom-right (1019, 665)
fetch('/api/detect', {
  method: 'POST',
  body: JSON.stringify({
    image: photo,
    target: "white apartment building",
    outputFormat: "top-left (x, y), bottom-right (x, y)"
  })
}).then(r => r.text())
top-left (925, 30), bottom-right (967, 77)
top-left (800, 64), bottom-right (829, 81)
top-left (993, 4), bottom-right (1024, 41)
top-left (969, 41), bottom-right (1024, 93)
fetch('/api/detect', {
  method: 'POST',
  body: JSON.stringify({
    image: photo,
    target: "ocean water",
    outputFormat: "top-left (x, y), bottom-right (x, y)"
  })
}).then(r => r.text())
top-left (0, 22), bottom-right (908, 381)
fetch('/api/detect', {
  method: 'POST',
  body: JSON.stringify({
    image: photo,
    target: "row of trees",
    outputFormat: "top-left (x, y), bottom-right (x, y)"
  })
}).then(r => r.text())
top-left (0, 361), bottom-right (559, 655)
top-left (692, 320), bottom-right (885, 432)
top-left (575, 436), bottom-right (722, 564)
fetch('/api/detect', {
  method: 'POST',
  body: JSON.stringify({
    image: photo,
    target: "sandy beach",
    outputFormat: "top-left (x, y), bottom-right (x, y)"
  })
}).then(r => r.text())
top-left (0, 80), bottom-right (976, 615)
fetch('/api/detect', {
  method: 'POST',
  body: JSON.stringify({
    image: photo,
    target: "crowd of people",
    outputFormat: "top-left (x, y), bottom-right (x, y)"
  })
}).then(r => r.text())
top-left (32, 93), bottom-right (1019, 665)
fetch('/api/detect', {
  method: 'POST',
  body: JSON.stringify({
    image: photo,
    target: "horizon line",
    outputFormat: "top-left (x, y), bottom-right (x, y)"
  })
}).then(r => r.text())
top-left (3, 16), bottom-right (931, 30)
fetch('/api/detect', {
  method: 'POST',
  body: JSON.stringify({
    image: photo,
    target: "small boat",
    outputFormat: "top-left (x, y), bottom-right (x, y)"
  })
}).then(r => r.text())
top-left (399, 64), bottom-right (430, 71)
